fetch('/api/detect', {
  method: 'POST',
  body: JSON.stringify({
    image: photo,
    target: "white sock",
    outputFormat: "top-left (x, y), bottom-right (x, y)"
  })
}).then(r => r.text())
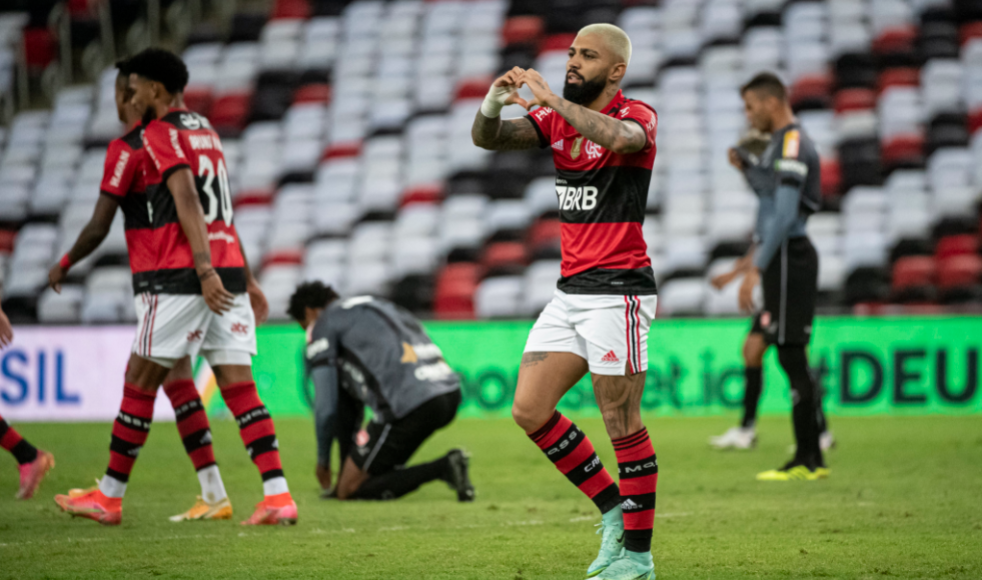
top-left (263, 476), bottom-right (289, 497)
top-left (99, 475), bottom-right (127, 498)
top-left (197, 465), bottom-right (228, 504)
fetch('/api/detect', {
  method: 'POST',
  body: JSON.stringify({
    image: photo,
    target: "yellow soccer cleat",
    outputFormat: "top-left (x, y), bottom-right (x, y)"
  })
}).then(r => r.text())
top-left (169, 496), bottom-right (233, 522)
top-left (756, 463), bottom-right (830, 481)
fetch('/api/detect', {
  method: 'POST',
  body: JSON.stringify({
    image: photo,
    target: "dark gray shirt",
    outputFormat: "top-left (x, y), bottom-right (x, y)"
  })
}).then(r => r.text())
top-left (749, 123), bottom-right (822, 270)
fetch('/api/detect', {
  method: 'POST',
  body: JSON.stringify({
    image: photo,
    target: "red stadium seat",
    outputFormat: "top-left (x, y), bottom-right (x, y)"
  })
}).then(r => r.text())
top-left (434, 263), bottom-right (481, 320)
top-left (935, 234), bottom-right (979, 260)
top-left (968, 106), bottom-right (982, 136)
top-left (455, 76), bottom-right (494, 101)
top-left (294, 84), bottom-right (331, 105)
top-left (482, 242), bottom-right (528, 269)
top-left (67, 0), bottom-right (95, 16)
top-left (892, 256), bottom-right (936, 290)
top-left (400, 185), bottom-right (444, 207)
top-left (209, 92), bottom-right (252, 132)
top-left (0, 230), bottom-right (16, 254)
top-left (820, 157), bottom-right (841, 199)
top-left (877, 68), bottom-right (920, 94)
top-left (527, 218), bottom-right (561, 249)
top-left (789, 73), bottom-right (832, 110)
top-left (833, 88), bottom-right (876, 113)
top-left (936, 255), bottom-right (982, 289)
top-left (881, 133), bottom-right (925, 168)
top-left (22, 28), bottom-right (55, 70)
top-left (959, 21), bottom-right (982, 46)
top-left (183, 88), bottom-right (214, 117)
top-left (271, 0), bottom-right (311, 19)
top-left (872, 25), bottom-right (918, 56)
top-left (539, 33), bottom-right (576, 55)
top-left (262, 249), bottom-right (304, 268)
top-left (322, 142), bottom-right (361, 160)
top-left (233, 189), bottom-right (274, 208)
top-left (501, 15), bottom-right (544, 46)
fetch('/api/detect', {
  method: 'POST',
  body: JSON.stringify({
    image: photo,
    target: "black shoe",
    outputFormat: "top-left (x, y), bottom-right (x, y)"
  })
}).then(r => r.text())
top-left (446, 449), bottom-right (475, 502)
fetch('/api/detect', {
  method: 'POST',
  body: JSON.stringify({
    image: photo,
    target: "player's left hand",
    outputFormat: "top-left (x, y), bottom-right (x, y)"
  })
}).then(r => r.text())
top-left (739, 268), bottom-right (760, 313)
top-left (246, 279), bottom-right (269, 324)
top-left (517, 68), bottom-right (557, 111)
top-left (0, 307), bottom-right (12, 348)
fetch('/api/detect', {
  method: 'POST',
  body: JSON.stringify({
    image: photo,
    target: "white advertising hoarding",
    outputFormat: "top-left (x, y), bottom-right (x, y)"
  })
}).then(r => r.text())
top-left (0, 326), bottom-right (183, 422)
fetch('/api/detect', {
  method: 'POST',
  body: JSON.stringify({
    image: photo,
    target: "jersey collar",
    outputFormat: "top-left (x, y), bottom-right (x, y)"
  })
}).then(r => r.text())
top-left (599, 90), bottom-right (627, 116)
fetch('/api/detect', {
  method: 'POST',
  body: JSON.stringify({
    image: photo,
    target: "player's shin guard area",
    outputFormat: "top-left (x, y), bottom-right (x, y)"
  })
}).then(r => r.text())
top-left (221, 381), bottom-right (292, 505)
top-left (104, 384), bottom-right (157, 494)
top-left (613, 428), bottom-right (657, 555)
top-left (164, 379), bottom-right (218, 472)
top-left (529, 411), bottom-right (621, 513)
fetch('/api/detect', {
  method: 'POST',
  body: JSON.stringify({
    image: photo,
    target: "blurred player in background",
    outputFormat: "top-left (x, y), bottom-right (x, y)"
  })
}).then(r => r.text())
top-left (717, 72), bottom-right (829, 481)
top-left (0, 301), bottom-right (55, 500)
top-left (708, 131), bottom-right (835, 453)
top-left (55, 48), bottom-right (296, 526)
top-left (473, 24), bottom-right (658, 580)
top-left (48, 58), bottom-right (236, 521)
top-left (289, 282), bottom-right (474, 503)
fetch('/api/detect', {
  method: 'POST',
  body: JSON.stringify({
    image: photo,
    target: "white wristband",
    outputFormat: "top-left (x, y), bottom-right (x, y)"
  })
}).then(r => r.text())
top-left (481, 83), bottom-right (514, 118)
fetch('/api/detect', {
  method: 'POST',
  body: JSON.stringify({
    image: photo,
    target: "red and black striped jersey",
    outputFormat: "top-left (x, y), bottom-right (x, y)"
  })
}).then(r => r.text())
top-left (526, 90), bottom-right (658, 295)
top-left (141, 109), bottom-right (245, 295)
top-left (100, 123), bottom-right (157, 293)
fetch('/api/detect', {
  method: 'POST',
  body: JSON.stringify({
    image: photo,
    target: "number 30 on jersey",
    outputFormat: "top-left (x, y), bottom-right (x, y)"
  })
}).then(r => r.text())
top-left (197, 155), bottom-right (233, 226)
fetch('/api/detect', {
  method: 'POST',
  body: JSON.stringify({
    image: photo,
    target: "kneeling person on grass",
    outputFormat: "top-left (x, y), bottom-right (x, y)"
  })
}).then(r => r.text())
top-left (288, 281), bottom-right (474, 502)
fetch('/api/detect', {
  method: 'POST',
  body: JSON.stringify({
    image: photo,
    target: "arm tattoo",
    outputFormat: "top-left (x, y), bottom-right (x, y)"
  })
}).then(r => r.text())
top-left (550, 98), bottom-right (647, 154)
top-left (521, 352), bottom-right (549, 368)
top-left (472, 113), bottom-right (541, 151)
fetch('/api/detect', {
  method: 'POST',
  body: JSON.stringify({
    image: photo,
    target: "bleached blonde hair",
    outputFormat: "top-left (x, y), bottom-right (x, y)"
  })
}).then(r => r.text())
top-left (576, 23), bottom-right (632, 66)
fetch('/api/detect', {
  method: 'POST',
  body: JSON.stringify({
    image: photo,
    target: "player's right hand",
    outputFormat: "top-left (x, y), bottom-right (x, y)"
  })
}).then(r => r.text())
top-left (711, 271), bottom-right (738, 290)
top-left (488, 67), bottom-right (531, 109)
top-left (0, 306), bottom-right (12, 348)
top-left (48, 263), bottom-right (66, 293)
top-left (727, 148), bottom-right (745, 170)
top-left (201, 272), bottom-right (234, 315)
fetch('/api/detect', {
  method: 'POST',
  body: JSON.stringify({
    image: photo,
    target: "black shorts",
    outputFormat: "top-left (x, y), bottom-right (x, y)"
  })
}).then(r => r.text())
top-left (350, 390), bottom-right (461, 475)
top-left (759, 237), bottom-right (818, 346)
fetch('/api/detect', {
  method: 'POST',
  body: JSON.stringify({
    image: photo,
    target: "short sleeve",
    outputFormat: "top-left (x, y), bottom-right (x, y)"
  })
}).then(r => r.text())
top-left (774, 129), bottom-right (809, 188)
top-left (618, 104), bottom-right (658, 151)
top-left (99, 139), bottom-right (138, 198)
top-left (142, 120), bottom-right (190, 181)
top-left (525, 106), bottom-right (556, 149)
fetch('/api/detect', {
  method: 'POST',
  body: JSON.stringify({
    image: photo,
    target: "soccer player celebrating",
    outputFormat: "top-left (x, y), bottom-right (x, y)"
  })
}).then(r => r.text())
top-left (48, 58), bottom-right (234, 521)
top-left (288, 282), bottom-right (474, 503)
top-left (0, 301), bottom-right (55, 499)
top-left (472, 24), bottom-right (658, 580)
top-left (55, 48), bottom-right (296, 525)
top-left (708, 132), bottom-right (835, 453)
top-left (722, 72), bottom-right (829, 481)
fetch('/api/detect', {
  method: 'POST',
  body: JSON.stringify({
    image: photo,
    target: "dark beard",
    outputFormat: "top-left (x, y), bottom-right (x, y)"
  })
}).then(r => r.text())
top-left (141, 103), bottom-right (158, 126)
top-left (563, 74), bottom-right (607, 105)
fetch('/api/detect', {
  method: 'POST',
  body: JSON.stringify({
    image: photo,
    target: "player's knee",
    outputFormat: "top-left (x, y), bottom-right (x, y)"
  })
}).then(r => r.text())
top-left (743, 335), bottom-right (766, 366)
top-left (511, 401), bottom-right (549, 433)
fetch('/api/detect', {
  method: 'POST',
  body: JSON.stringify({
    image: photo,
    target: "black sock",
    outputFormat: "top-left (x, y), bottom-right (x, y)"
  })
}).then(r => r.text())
top-left (741, 366), bottom-right (763, 428)
top-left (353, 455), bottom-right (451, 500)
top-left (778, 346), bottom-right (824, 468)
top-left (0, 419), bottom-right (39, 465)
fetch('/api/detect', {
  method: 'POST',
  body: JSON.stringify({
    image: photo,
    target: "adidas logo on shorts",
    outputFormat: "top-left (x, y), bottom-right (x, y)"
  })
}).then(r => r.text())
top-left (601, 350), bottom-right (620, 363)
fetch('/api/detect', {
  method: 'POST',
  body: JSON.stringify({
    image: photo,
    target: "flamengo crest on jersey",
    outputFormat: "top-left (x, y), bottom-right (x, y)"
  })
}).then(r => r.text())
top-left (525, 90), bottom-right (659, 296)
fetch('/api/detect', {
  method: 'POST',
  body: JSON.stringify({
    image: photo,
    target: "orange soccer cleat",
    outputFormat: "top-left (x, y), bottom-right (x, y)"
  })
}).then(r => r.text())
top-left (241, 492), bottom-right (297, 526)
top-left (16, 450), bottom-right (54, 500)
top-left (54, 486), bottom-right (122, 526)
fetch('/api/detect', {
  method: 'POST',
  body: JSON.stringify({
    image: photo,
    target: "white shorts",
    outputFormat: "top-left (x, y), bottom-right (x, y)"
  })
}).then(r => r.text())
top-left (524, 290), bottom-right (657, 376)
top-left (132, 293), bottom-right (257, 368)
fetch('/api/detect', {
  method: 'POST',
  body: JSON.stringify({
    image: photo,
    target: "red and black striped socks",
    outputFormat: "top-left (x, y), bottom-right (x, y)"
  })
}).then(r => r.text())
top-left (101, 384), bottom-right (157, 498)
top-left (0, 415), bottom-right (38, 465)
top-left (613, 427), bottom-right (657, 553)
top-left (163, 379), bottom-right (227, 503)
top-left (221, 381), bottom-right (289, 497)
top-left (528, 411), bottom-right (621, 513)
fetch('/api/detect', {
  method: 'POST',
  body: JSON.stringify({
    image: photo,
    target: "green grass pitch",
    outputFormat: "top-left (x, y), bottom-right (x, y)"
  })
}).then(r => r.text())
top-left (1, 414), bottom-right (980, 579)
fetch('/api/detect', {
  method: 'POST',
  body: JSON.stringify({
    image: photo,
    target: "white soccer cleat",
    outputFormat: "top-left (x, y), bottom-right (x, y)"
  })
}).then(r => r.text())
top-left (709, 426), bottom-right (757, 450)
